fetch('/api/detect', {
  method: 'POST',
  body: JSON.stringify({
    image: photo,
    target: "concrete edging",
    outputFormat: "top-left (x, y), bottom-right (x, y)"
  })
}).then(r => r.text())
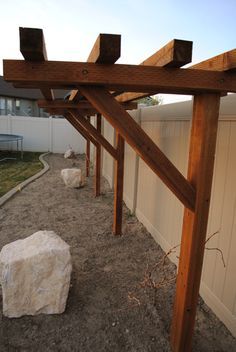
top-left (0, 152), bottom-right (50, 207)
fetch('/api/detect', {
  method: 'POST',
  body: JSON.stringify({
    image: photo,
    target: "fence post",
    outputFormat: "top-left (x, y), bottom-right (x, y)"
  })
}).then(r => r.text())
top-left (49, 115), bottom-right (53, 152)
top-left (131, 108), bottom-right (141, 214)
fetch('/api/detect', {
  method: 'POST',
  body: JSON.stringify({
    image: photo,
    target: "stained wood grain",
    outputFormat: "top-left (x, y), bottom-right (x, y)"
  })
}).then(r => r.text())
top-left (171, 93), bottom-right (221, 352)
top-left (79, 86), bottom-right (196, 211)
top-left (38, 99), bottom-right (137, 111)
top-left (115, 38), bottom-right (192, 102)
top-left (68, 110), bottom-right (118, 160)
top-left (65, 113), bottom-right (99, 147)
top-left (113, 132), bottom-right (125, 235)
top-left (19, 27), bottom-right (54, 100)
top-left (95, 114), bottom-right (102, 197)
top-left (70, 33), bottom-right (121, 102)
top-left (4, 60), bottom-right (235, 94)
top-left (86, 116), bottom-right (91, 177)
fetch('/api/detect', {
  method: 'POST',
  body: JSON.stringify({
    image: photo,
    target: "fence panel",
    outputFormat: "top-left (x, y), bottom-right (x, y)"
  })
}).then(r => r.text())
top-left (102, 94), bottom-right (236, 336)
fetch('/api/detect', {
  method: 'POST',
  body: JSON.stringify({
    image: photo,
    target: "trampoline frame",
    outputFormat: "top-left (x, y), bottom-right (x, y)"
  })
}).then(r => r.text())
top-left (0, 134), bottom-right (24, 161)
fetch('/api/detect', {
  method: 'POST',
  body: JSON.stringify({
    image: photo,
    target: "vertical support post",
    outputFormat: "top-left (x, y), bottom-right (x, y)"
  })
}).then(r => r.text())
top-left (171, 93), bottom-right (221, 352)
top-left (113, 132), bottom-right (125, 235)
top-left (95, 113), bottom-right (102, 196)
top-left (86, 116), bottom-right (91, 177)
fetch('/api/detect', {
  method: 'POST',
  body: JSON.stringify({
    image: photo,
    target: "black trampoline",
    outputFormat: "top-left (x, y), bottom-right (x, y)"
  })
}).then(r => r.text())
top-left (0, 134), bottom-right (23, 161)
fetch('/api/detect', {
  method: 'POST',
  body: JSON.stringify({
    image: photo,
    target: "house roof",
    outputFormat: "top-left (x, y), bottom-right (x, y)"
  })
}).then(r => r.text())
top-left (0, 76), bottom-right (69, 100)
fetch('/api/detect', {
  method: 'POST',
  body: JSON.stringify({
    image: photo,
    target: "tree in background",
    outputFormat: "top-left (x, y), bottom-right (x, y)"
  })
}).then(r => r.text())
top-left (136, 95), bottom-right (161, 106)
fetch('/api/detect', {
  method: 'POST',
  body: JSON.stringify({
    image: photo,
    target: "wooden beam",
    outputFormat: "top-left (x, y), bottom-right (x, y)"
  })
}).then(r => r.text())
top-left (20, 27), bottom-right (48, 61)
top-left (86, 116), bottom-right (91, 177)
top-left (95, 114), bottom-right (102, 197)
top-left (38, 100), bottom-right (96, 109)
top-left (191, 48), bottom-right (236, 71)
top-left (140, 39), bottom-right (192, 68)
top-left (87, 33), bottom-right (121, 64)
top-left (68, 110), bottom-right (118, 160)
top-left (37, 99), bottom-right (137, 110)
top-left (116, 92), bottom-right (151, 103)
top-left (65, 113), bottom-right (99, 147)
top-left (113, 132), bottom-right (125, 235)
top-left (116, 48), bottom-right (236, 103)
top-left (4, 60), bottom-right (236, 94)
top-left (115, 38), bottom-right (192, 102)
top-left (46, 108), bottom-right (96, 116)
top-left (171, 93), bottom-right (221, 352)
top-left (79, 86), bottom-right (196, 211)
top-left (19, 27), bottom-right (54, 100)
top-left (70, 33), bottom-right (121, 102)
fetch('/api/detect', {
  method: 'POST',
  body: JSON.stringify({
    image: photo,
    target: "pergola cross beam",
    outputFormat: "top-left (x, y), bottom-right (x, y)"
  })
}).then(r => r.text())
top-left (4, 60), bottom-right (236, 94)
top-left (116, 48), bottom-right (236, 103)
top-left (114, 38), bottom-right (193, 101)
top-left (19, 27), bottom-right (54, 100)
top-left (69, 33), bottom-right (121, 102)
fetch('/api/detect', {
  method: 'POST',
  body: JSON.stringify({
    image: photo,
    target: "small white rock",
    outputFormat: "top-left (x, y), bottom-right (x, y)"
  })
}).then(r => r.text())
top-left (61, 168), bottom-right (85, 188)
top-left (0, 230), bottom-right (72, 318)
top-left (64, 147), bottom-right (76, 159)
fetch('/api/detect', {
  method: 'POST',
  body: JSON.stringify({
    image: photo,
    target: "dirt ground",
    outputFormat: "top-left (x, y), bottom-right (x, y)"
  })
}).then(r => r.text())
top-left (0, 153), bottom-right (235, 352)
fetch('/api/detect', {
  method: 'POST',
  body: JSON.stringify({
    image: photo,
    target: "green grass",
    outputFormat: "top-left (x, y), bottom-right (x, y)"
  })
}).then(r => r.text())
top-left (0, 151), bottom-right (44, 197)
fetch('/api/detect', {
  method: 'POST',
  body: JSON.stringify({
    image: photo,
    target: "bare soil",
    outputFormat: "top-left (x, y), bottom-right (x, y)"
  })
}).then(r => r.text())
top-left (0, 153), bottom-right (235, 352)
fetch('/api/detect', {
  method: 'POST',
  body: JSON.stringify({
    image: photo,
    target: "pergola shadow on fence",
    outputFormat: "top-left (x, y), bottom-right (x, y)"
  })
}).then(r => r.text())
top-left (3, 27), bottom-right (236, 351)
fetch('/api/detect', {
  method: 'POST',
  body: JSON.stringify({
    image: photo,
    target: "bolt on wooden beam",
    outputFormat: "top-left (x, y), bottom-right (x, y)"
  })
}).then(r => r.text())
top-left (70, 33), bottom-right (121, 102)
top-left (4, 60), bottom-right (235, 94)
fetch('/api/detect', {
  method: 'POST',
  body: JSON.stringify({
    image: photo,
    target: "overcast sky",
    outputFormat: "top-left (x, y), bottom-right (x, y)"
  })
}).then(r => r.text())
top-left (0, 0), bottom-right (235, 103)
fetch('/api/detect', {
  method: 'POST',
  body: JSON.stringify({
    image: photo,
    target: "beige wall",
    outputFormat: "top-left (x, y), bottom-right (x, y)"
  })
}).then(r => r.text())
top-left (101, 94), bottom-right (236, 337)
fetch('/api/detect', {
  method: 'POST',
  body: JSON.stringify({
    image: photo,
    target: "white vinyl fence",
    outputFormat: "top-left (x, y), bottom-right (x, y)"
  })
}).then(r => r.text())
top-left (101, 94), bottom-right (236, 337)
top-left (0, 115), bottom-right (85, 153)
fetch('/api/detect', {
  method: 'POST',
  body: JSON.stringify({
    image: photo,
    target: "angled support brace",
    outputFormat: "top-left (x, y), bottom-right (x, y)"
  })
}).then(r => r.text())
top-left (64, 112), bottom-right (98, 147)
top-left (68, 110), bottom-right (118, 160)
top-left (79, 86), bottom-right (196, 211)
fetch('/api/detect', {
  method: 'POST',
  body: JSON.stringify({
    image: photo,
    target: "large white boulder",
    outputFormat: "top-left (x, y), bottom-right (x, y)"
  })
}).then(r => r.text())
top-left (61, 168), bottom-right (85, 188)
top-left (0, 230), bottom-right (72, 318)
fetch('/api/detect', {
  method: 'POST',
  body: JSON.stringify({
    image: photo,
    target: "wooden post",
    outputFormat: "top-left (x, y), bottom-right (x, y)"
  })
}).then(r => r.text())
top-left (86, 116), bottom-right (91, 177)
top-left (113, 132), bottom-right (125, 235)
top-left (95, 113), bottom-right (101, 196)
top-left (171, 93), bottom-right (221, 352)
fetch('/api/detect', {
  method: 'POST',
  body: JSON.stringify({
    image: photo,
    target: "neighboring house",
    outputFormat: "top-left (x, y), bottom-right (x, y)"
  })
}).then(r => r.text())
top-left (0, 76), bottom-right (68, 117)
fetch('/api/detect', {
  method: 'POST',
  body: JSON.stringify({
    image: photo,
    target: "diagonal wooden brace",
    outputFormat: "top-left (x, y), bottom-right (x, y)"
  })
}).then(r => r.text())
top-left (64, 112), bottom-right (99, 147)
top-left (68, 110), bottom-right (118, 160)
top-left (79, 86), bottom-right (196, 211)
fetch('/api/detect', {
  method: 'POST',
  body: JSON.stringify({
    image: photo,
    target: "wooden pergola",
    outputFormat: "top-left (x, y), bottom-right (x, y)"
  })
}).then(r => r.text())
top-left (3, 27), bottom-right (236, 351)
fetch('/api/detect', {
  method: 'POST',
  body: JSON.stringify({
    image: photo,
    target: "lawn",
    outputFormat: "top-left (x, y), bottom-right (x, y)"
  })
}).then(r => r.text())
top-left (0, 151), bottom-right (43, 197)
